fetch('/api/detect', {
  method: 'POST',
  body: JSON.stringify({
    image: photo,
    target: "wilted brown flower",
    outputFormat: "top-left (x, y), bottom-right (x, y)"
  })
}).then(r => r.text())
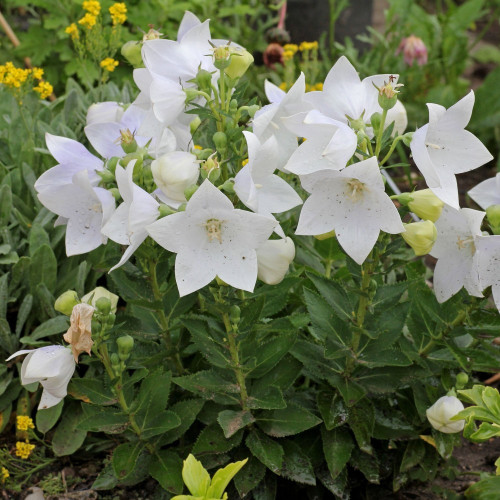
top-left (63, 303), bottom-right (95, 362)
top-left (263, 43), bottom-right (284, 70)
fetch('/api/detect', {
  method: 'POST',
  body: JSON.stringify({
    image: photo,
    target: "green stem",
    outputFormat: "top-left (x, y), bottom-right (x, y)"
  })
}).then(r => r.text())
top-left (149, 259), bottom-right (184, 374)
top-left (222, 312), bottom-right (249, 410)
top-left (324, 259), bottom-right (332, 278)
top-left (374, 108), bottom-right (388, 159)
top-left (380, 135), bottom-right (405, 166)
top-left (419, 309), bottom-right (468, 357)
top-left (329, 0), bottom-right (336, 59)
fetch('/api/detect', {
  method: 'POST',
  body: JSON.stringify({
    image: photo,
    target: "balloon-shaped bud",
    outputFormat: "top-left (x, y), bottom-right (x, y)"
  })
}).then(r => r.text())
top-left (54, 290), bottom-right (80, 316)
top-left (426, 396), bottom-right (465, 434)
top-left (225, 47), bottom-right (254, 79)
top-left (402, 220), bottom-right (437, 256)
top-left (407, 189), bottom-right (444, 222)
top-left (256, 238), bottom-right (295, 285)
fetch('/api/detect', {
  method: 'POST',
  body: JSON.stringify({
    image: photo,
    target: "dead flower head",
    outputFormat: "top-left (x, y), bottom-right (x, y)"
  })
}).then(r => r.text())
top-left (63, 303), bottom-right (95, 362)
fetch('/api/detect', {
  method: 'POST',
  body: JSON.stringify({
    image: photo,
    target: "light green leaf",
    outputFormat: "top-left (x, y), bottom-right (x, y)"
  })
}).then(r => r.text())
top-left (206, 458), bottom-right (248, 498)
top-left (182, 454), bottom-right (210, 497)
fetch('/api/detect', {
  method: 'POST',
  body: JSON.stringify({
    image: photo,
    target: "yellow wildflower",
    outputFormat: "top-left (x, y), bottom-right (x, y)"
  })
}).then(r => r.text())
top-left (65, 23), bottom-right (79, 40)
top-left (16, 415), bottom-right (35, 432)
top-left (193, 145), bottom-right (202, 150)
top-left (33, 81), bottom-right (53, 99)
top-left (31, 67), bottom-right (44, 80)
top-left (313, 82), bottom-right (323, 91)
top-left (241, 158), bottom-right (249, 166)
top-left (15, 441), bottom-right (35, 460)
top-left (283, 50), bottom-right (295, 61)
top-left (109, 2), bottom-right (127, 25)
top-left (0, 62), bottom-right (30, 88)
top-left (299, 41), bottom-right (318, 51)
top-left (82, 0), bottom-right (101, 16)
top-left (283, 43), bottom-right (298, 55)
top-left (100, 57), bottom-right (119, 72)
top-left (1, 467), bottom-right (8, 483)
top-left (78, 13), bottom-right (97, 29)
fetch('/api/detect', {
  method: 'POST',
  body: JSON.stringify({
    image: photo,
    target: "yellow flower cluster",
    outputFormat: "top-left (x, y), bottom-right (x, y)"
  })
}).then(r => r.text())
top-left (78, 12), bottom-right (97, 29)
top-left (1, 467), bottom-right (8, 483)
top-left (0, 62), bottom-right (30, 88)
top-left (283, 43), bottom-right (298, 61)
top-left (241, 158), bottom-right (249, 166)
top-left (100, 57), bottom-right (119, 72)
top-left (65, 23), bottom-right (79, 40)
top-left (306, 82), bottom-right (323, 91)
top-left (83, 0), bottom-right (101, 16)
top-left (34, 81), bottom-right (53, 99)
top-left (16, 416), bottom-right (35, 432)
top-left (15, 441), bottom-right (35, 460)
top-left (109, 2), bottom-right (127, 25)
top-left (299, 41), bottom-right (318, 51)
top-left (32, 67), bottom-right (44, 80)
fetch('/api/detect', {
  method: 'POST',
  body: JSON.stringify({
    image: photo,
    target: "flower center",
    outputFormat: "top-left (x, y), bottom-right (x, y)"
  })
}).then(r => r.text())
top-left (346, 178), bottom-right (366, 201)
top-left (456, 236), bottom-right (475, 254)
top-left (204, 218), bottom-right (223, 243)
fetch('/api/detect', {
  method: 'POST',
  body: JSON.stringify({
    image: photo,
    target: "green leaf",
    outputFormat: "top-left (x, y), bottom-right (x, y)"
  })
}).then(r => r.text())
top-left (245, 429), bottom-right (283, 474)
top-left (348, 399), bottom-right (375, 454)
top-left (234, 457), bottom-right (266, 497)
top-left (0, 184), bottom-right (12, 227)
top-left (20, 316), bottom-right (69, 344)
top-left (317, 391), bottom-right (348, 430)
top-left (112, 441), bottom-right (146, 481)
top-left (52, 403), bottom-right (87, 456)
top-left (68, 378), bottom-right (116, 405)
top-left (400, 440), bottom-right (426, 473)
top-left (280, 441), bottom-right (316, 486)
top-left (218, 410), bottom-right (255, 438)
top-left (206, 458), bottom-right (248, 497)
top-left (173, 370), bottom-right (240, 404)
top-left (469, 422), bottom-right (500, 441)
top-left (257, 403), bottom-right (322, 437)
top-left (357, 347), bottom-right (412, 368)
top-left (29, 224), bottom-right (50, 256)
top-left (149, 450), bottom-right (183, 494)
top-left (160, 399), bottom-right (205, 446)
top-left (29, 244), bottom-right (57, 292)
top-left (36, 400), bottom-right (63, 433)
top-left (0, 274), bottom-right (8, 319)
top-left (482, 386), bottom-right (500, 418)
top-left (140, 411), bottom-right (181, 439)
top-left (78, 405), bottom-right (129, 434)
top-left (465, 475), bottom-right (500, 500)
top-left (247, 385), bottom-right (286, 410)
top-left (182, 454), bottom-right (210, 496)
top-left (322, 426), bottom-right (354, 480)
top-left (192, 423), bottom-right (243, 455)
top-left (306, 273), bottom-right (354, 321)
top-left (246, 332), bottom-right (297, 378)
top-left (15, 294), bottom-right (33, 336)
top-left (350, 448), bottom-right (380, 484)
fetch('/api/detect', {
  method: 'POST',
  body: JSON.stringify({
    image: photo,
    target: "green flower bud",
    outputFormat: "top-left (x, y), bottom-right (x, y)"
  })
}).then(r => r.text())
top-left (184, 184), bottom-right (198, 201)
top-left (95, 297), bottom-right (111, 315)
top-left (119, 152), bottom-right (143, 168)
top-left (195, 68), bottom-right (213, 92)
top-left (82, 287), bottom-right (119, 314)
top-left (119, 129), bottom-right (138, 154)
top-left (190, 116), bottom-right (202, 136)
top-left (213, 131), bottom-right (228, 153)
top-left (225, 47), bottom-right (254, 79)
top-left (116, 335), bottom-right (134, 361)
top-left (98, 169), bottom-right (115, 183)
top-left (247, 104), bottom-right (260, 118)
top-left (402, 220), bottom-right (437, 256)
top-left (158, 204), bottom-right (176, 218)
top-left (370, 112), bottom-right (382, 132)
top-left (213, 45), bottom-right (231, 70)
top-left (455, 372), bottom-right (469, 389)
top-left (407, 189), bottom-right (444, 222)
top-left (376, 79), bottom-right (403, 111)
top-left (109, 188), bottom-right (121, 201)
top-left (121, 40), bottom-right (143, 68)
top-left (486, 204), bottom-right (500, 235)
top-left (230, 305), bottom-right (241, 325)
top-left (219, 179), bottom-right (235, 195)
top-left (54, 290), bottom-right (80, 316)
top-left (184, 88), bottom-right (200, 104)
top-left (106, 157), bottom-right (119, 174)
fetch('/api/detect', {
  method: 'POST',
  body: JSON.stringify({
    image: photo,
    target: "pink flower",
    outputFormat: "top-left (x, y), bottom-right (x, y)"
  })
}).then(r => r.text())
top-left (397, 35), bottom-right (428, 66)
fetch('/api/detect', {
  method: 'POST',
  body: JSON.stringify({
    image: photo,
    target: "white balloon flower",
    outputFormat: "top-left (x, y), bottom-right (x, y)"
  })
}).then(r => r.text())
top-left (146, 180), bottom-right (276, 296)
top-left (426, 396), bottom-right (465, 434)
top-left (295, 156), bottom-right (404, 264)
top-left (468, 173), bottom-right (500, 210)
top-left (7, 346), bottom-right (76, 410)
top-left (410, 91), bottom-right (493, 209)
top-left (256, 237), bottom-right (296, 285)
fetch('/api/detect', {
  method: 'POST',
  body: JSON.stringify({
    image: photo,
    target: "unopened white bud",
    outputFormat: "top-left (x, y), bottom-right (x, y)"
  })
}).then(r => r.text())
top-left (426, 396), bottom-right (465, 434)
top-left (81, 287), bottom-right (119, 314)
top-left (151, 152), bottom-right (200, 202)
top-left (256, 237), bottom-right (295, 285)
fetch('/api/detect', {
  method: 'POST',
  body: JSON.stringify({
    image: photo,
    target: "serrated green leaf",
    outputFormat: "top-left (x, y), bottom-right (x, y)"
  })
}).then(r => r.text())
top-left (280, 440), bottom-right (315, 486)
top-left (348, 399), bottom-right (374, 454)
top-left (247, 385), bottom-right (286, 410)
top-left (317, 391), bottom-right (348, 430)
top-left (36, 400), bottom-right (63, 433)
top-left (234, 456), bottom-right (266, 497)
top-left (192, 423), bottom-right (243, 455)
top-left (68, 378), bottom-right (116, 405)
top-left (112, 441), bottom-right (146, 481)
top-left (350, 448), bottom-right (380, 484)
top-left (218, 410), bottom-right (255, 438)
top-left (160, 399), bottom-right (205, 446)
top-left (257, 403), bottom-right (322, 437)
top-left (20, 315), bottom-right (69, 344)
top-left (52, 403), bottom-right (87, 456)
top-left (400, 440), bottom-right (426, 473)
top-left (29, 244), bottom-right (57, 292)
top-left (207, 458), bottom-right (248, 497)
top-left (245, 429), bottom-right (283, 475)
top-left (322, 426), bottom-right (354, 480)
top-left (149, 450), bottom-right (183, 494)
top-left (78, 405), bottom-right (129, 434)
top-left (182, 454), bottom-right (210, 496)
